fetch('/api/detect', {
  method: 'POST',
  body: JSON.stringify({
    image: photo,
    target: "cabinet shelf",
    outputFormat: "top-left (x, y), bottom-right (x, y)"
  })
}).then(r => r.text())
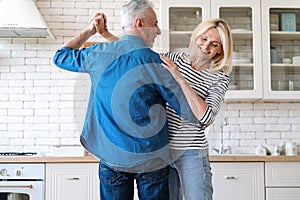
top-left (232, 63), bottom-right (253, 67)
top-left (170, 31), bottom-right (192, 35)
top-left (270, 31), bottom-right (300, 40)
top-left (232, 31), bottom-right (253, 40)
top-left (170, 31), bottom-right (253, 40)
top-left (271, 63), bottom-right (300, 68)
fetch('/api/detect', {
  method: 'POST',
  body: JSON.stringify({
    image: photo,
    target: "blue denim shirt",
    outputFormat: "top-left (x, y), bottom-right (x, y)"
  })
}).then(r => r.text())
top-left (53, 35), bottom-right (198, 172)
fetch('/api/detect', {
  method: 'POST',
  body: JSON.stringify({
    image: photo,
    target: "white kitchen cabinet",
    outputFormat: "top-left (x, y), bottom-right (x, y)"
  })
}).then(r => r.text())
top-left (262, 0), bottom-right (300, 100)
top-left (265, 162), bottom-right (300, 200)
top-left (211, 162), bottom-right (264, 200)
top-left (211, 0), bottom-right (263, 101)
top-left (160, 0), bottom-right (263, 101)
top-left (45, 163), bottom-right (99, 200)
top-left (161, 0), bottom-right (300, 101)
top-left (160, 0), bottom-right (210, 52)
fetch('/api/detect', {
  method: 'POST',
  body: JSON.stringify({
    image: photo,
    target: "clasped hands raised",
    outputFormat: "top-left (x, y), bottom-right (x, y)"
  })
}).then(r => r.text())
top-left (85, 13), bottom-right (108, 36)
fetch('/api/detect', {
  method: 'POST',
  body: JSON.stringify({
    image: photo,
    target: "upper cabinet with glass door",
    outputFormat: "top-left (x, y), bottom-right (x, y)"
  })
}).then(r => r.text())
top-left (161, 0), bottom-right (263, 101)
top-left (211, 0), bottom-right (263, 101)
top-left (160, 0), bottom-right (210, 52)
top-left (262, 0), bottom-right (300, 100)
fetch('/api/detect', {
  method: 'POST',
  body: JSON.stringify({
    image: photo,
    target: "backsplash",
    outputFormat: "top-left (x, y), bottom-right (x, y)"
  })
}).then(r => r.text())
top-left (0, 0), bottom-right (299, 155)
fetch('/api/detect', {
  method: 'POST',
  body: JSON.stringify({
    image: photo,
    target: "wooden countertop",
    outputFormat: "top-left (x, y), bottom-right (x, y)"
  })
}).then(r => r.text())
top-left (209, 155), bottom-right (300, 162)
top-left (1, 155), bottom-right (300, 163)
top-left (0, 155), bottom-right (100, 163)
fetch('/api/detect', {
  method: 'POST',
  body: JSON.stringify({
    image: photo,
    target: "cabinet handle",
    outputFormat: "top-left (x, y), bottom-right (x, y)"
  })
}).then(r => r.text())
top-left (224, 176), bottom-right (238, 180)
top-left (0, 185), bottom-right (33, 189)
top-left (66, 177), bottom-right (80, 180)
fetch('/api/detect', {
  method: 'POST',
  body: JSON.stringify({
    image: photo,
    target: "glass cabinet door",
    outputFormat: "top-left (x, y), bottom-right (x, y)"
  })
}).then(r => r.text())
top-left (262, 0), bottom-right (300, 100)
top-left (211, 0), bottom-right (263, 101)
top-left (160, 0), bottom-right (210, 52)
top-left (168, 7), bottom-right (202, 51)
top-left (161, 0), bottom-right (263, 101)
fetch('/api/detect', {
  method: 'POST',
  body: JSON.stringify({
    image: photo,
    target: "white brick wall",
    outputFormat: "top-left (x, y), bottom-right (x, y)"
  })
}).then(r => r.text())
top-left (213, 102), bottom-right (300, 154)
top-left (0, 0), bottom-right (299, 155)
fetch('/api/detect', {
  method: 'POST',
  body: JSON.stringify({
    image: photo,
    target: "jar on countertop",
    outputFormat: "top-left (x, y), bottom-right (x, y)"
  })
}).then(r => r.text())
top-left (285, 142), bottom-right (297, 156)
top-left (255, 145), bottom-right (267, 156)
top-left (273, 145), bottom-right (280, 156)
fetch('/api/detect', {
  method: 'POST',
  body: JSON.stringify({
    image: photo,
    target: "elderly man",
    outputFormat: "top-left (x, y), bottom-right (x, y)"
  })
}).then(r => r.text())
top-left (53, 0), bottom-right (198, 199)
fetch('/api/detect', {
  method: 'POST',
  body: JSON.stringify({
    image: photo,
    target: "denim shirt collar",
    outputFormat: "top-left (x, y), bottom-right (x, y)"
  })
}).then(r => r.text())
top-left (120, 34), bottom-right (148, 49)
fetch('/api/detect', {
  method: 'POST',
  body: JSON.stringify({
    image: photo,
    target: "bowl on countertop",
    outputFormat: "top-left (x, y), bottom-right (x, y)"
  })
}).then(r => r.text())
top-left (52, 145), bottom-right (87, 157)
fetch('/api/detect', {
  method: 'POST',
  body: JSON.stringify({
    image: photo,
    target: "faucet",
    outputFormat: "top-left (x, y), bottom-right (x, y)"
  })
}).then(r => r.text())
top-left (212, 117), bottom-right (232, 154)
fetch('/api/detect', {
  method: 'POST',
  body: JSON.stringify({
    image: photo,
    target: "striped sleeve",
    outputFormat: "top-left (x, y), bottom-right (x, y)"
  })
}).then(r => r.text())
top-left (162, 51), bottom-right (230, 150)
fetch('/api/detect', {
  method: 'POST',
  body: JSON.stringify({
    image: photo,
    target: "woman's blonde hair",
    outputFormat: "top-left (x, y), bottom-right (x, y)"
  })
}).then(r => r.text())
top-left (188, 18), bottom-right (233, 75)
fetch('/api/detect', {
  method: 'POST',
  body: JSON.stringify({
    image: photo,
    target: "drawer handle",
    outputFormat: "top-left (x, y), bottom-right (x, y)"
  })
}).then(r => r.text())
top-left (224, 176), bottom-right (238, 180)
top-left (0, 185), bottom-right (33, 189)
top-left (66, 177), bottom-right (80, 180)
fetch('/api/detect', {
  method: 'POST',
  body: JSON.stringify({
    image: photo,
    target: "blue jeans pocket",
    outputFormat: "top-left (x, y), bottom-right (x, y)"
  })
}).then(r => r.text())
top-left (137, 167), bottom-right (170, 200)
top-left (141, 166), bottom-right (169, 181)
top-left (99, 161), bottom-right (129, 185)
top-left (99, 161), bottom-right (134, 200)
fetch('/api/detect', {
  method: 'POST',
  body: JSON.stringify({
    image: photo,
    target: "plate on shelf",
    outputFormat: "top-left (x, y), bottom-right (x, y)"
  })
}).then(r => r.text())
top-left (232, 57), bottom-right (251, 64)
top-left (231, 29), bottom-right (250, 32)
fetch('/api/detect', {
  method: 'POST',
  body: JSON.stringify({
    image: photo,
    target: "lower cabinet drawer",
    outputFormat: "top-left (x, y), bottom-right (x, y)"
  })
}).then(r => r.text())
top-left (266, 188), bottom-right (300, 200)
top-left (265, 162), bottom-right (300, 187)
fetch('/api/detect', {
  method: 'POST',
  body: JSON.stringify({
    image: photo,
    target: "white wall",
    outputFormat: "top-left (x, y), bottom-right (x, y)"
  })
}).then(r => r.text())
top-left (0, 0), bottom-right (299, 155)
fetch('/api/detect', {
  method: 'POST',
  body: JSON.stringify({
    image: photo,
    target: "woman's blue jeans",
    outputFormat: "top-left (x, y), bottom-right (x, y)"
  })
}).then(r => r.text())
top-left (169, 149), bottom-right (213, 200)
top-left (99, 161), bottom-right (169, 200)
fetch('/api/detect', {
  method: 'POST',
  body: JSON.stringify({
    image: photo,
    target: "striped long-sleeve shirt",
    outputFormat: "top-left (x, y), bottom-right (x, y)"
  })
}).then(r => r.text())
top-left (162, 52), bottom-right (230, 150)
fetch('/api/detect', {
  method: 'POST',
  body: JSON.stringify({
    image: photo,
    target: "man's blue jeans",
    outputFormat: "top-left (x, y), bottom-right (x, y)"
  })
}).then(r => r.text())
top-left (99, 161), bottom-right (169, 200)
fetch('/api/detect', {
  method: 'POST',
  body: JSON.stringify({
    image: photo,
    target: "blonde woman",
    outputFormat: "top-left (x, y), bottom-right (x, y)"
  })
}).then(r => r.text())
top-left (160, 18), bottom-right (233, 200)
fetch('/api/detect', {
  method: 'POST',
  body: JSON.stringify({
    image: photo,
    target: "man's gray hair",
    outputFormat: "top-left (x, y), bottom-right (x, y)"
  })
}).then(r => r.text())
top-left (120, 0), bottom-right (152, 30)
